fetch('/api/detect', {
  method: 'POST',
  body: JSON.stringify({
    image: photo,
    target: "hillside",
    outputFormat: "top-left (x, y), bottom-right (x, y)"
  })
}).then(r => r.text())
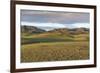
top-left (48, 28), bottom-right (89, 34)
top-left (21, 25), bottom-right (89, 35)
top-left (21, 26), bottom-right (89, 62)
top-left (21, 25), bottom-right (46, 34)
top-left (21, 26), bottom-right (89, 44)
top-left (69, 28), bottom-right (89, 34)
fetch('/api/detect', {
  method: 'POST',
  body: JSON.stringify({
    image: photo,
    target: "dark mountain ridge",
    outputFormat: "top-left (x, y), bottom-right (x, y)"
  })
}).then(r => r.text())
top-left (21, 25), bottom-right (46, 34)
top-left (21, 25), bottom-right (89, 34)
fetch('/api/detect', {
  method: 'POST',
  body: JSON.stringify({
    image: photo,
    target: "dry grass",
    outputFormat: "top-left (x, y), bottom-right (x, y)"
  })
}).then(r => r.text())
top-left (21, 41), bottom-right (89, 62)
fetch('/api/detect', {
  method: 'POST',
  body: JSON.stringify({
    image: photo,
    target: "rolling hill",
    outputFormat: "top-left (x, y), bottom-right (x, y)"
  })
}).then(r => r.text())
top-left (21, 25), bottom-right (89, 62)
top-left (21, 25), bottom-right (89, 35)
top-left (21, 25), bottom-right (46, 34)
top-left (21, 25), bottom-right (89, 44)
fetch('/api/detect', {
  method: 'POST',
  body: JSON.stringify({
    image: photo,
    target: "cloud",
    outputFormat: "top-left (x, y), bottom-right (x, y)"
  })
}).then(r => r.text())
top-left (71, 23), bottom-right (89, 28)
top-left (21, 10), bottom-right (90, 24)
top-left (21, 22), bottom-right (66, 27)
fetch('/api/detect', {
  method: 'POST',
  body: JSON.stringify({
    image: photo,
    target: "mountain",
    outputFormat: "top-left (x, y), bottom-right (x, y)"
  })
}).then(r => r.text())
top-left (48, 28), bottom-right (70, 35)
top-left (69, 28), bottom-right (89, 34)
top-left (21, 25), bottom-right (89, 36)
top-left (21, 25), bottom-right (46, 34)
top-left (48, 28), bottom-right (89, 35)
top-left (21, 26), bottom-right (89, 44)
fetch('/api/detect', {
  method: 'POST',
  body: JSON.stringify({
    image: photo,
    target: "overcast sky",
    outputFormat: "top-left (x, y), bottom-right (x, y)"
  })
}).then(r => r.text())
top-left (21, 10), bottom-right (90, 31)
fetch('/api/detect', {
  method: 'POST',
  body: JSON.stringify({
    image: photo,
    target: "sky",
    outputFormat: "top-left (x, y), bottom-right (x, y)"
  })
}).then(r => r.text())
top-left (21, 10), bottom-right (90, 31)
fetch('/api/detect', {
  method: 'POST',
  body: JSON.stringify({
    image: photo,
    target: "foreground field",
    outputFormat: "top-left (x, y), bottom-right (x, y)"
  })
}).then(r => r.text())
top-left (21, 41), bottom-right (89, 62)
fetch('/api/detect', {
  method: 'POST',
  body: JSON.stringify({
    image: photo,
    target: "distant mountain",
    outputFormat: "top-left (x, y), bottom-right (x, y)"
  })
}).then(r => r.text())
top-left (21, 25), bottom-right (89, 35)
top-left (69, 28), bottom-right (89, 34)
top-left (48, 28), bottom-right (70, 35)
top-left (48, 28), bottom-right (89, 35)
top-left (21, 26), bottom-right (89, 44)
top-left (21, 25), bottom-right (46, 34)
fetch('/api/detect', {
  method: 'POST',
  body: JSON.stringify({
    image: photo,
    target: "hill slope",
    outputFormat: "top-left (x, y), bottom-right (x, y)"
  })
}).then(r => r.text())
top-left (21, 25), bottom-right (46, 34)
top-left (21, 26), bottom-right (89, 44)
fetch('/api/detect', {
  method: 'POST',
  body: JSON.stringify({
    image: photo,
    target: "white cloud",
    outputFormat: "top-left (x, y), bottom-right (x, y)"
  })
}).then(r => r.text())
top-left (21, 22), bottom-right (66, 28)
top-left (71, 23), bottom-right (89, 28)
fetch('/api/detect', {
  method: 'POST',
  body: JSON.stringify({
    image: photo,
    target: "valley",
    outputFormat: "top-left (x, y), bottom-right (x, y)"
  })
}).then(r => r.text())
top-left (21, 25), bottom-right (89, 62)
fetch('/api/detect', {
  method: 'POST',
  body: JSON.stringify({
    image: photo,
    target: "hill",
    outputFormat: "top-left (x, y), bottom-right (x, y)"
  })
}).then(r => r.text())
top-left (21, 26), bottom-right (89, 44)
top-left (21, 25), bottom-right (89, 35)
top-left (69, 28), bottom-right (89, 34)
top-left (21, 26), bottom-right (89, 62)
top-left (48, 28), bottom-right (89, 35)
top-left (21, 25), bottom-right (46, 34)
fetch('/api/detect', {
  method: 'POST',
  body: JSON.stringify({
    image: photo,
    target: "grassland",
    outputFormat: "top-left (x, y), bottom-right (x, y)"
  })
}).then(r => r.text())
top-left (21, 30), bottom-right (89, 62)
top-left (21, 41), bottom-right (89, 62)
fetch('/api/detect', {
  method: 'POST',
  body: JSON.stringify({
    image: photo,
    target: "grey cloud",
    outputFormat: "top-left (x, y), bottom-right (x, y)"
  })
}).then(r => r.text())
top-left (21, 10), bottom-right (90, 24)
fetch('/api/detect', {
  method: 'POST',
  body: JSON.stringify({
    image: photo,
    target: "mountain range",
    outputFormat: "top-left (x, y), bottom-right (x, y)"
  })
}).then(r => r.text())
top-left (21, 25), bottom-right (89, 35)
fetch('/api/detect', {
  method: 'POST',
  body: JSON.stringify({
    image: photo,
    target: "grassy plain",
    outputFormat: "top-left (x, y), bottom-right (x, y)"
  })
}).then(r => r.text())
top-left (21, 31), bottom-right (89, 62)
top-left (21, 41), bottom-right (89, 62)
